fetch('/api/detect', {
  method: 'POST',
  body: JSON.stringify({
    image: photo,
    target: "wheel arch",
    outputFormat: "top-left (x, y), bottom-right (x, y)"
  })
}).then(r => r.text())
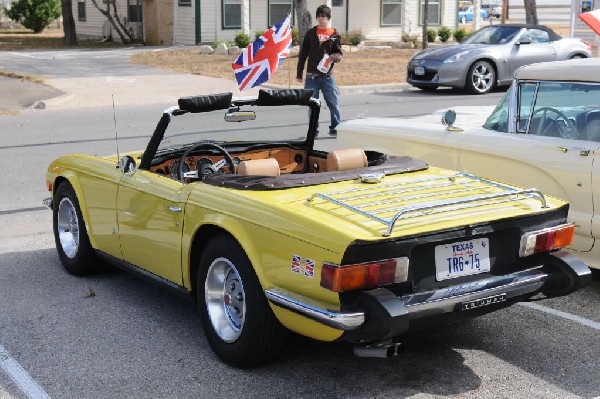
top-left (187, 221), bottom-right (268, 297)
top-left (51, 173), bottom-right (98, 249)
top-left (465, 57), bottom-right (498, 92)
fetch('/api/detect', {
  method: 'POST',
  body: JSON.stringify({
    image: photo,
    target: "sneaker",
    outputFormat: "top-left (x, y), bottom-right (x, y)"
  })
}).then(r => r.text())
top-left (328, 129), bottom-right (337, 136)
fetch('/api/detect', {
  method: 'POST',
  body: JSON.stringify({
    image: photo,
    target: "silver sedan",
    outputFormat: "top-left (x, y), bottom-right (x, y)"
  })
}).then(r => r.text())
top-left (407, 24), bottom-right (592, 94)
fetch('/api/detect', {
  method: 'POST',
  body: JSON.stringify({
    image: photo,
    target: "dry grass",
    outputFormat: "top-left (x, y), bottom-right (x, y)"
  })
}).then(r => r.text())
top-left (0, 27), bottom-right (124, 50)
top-left (130, 48), bottom-right (420, 86)
top-left (1, 23), bottom-right (576, 87)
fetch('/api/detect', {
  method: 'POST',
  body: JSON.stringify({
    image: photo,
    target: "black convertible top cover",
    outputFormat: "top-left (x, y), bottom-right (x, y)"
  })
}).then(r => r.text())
top-left (256, 89), bottom-right (314, 106)
top-left (178, 92), bottom-right (233, 113)
top-left (204, 156), bottom-right (429, 190)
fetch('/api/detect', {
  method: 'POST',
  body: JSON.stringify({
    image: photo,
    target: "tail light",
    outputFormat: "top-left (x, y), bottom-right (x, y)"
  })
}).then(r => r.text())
top-left (519, 223), bottom-right (574, 257)
top-left (320, 257), bottom-right (409, 292)
top-left (581, 40), bottom-right (592, 52)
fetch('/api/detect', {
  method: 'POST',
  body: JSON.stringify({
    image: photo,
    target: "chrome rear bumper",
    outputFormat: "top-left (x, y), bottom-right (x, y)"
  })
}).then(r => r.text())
top-left (265, 251), bottom-right (591, 336)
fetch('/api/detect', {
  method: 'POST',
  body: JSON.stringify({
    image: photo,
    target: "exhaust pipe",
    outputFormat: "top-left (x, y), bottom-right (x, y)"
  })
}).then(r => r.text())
top-left (353, 343), bottom-right (404, 358)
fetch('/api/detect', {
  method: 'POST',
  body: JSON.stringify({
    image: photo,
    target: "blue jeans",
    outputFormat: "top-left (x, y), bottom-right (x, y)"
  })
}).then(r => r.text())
top-left (304, 74), bottom-right (341, 133)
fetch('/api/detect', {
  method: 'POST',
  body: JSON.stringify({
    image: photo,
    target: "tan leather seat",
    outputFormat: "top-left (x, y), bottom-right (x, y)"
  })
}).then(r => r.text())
top-left (586, 117), bottom-right (600, 142)
top-left (326, 148), bottom-right (368, 171)
top-left (237, 158), bottom-right (281, 176)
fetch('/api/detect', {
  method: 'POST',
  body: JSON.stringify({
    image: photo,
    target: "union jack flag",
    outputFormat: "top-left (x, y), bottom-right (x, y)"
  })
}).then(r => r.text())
top-left (232, 14), bottom-right (292, 91)
top-left (304, 258), bottom-right (315, 279)
top-left (291, 254), bottom-right (302, 274)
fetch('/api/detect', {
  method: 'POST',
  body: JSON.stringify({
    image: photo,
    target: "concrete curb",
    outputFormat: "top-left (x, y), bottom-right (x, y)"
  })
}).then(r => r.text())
top-left (261, 82), bottom-right (412, 94)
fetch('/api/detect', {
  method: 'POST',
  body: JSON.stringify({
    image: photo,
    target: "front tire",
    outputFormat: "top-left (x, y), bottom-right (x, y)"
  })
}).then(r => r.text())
top-left (52, 182), bottom-right (101, 275)
top-left (465, 60), bottom-right (496, 94)
top-left (197, 234), bottom-right (287, 367)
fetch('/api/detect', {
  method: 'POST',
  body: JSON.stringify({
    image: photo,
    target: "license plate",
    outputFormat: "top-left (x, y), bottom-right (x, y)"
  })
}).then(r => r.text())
top-left (459, 293), bottom-right (506, 311)
top-left (414, 66), bottom-right (425, 75)
top-left (435, 238), bottom-right (490, 281)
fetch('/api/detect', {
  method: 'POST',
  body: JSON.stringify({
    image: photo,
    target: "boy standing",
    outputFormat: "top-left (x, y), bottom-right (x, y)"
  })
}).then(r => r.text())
top-left (296, 4), bottom-right (343, 136)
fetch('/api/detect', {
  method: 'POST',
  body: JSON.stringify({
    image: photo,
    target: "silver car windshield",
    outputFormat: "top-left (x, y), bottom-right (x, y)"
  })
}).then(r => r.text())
top-left (462, 26), bottom-right (521, 44)
top-left (158, 103), bottom-right (310, 152)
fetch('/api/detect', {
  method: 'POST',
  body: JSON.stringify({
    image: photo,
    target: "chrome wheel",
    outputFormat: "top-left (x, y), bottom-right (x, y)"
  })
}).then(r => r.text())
top-left (467, 60), bottom-right (495, 94)
top-left (57, 197), bottom-right (80, 259)
top-left (205, 257), bottom-right (246, 343)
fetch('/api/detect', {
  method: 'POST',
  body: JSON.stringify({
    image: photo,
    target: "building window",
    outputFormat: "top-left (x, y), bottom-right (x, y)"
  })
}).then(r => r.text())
top-left (128, 0), bottom-right (142, 23)
top-left (179, 0), bottom-right (191, 5)
top-left (77, 0), bottom-right (86, 21)
top-left (381, 0), bottom-right (401, 26)
top-left (332, 0), bottom-right (344, 5)
top-left (269, 0), bottom-right (293, 26)
top-left (419, 0), bottom-right (440, 25)
top-left (223, 0), bottom-right (242, 29)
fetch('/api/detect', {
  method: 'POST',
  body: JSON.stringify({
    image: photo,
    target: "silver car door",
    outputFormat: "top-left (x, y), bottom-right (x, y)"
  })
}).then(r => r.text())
top-left (509, 28), bottom-right (558, 72)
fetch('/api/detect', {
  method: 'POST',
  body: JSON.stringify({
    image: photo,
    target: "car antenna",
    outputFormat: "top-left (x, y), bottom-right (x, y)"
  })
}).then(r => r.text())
top-left (112, 94), bottom-right (120, 161)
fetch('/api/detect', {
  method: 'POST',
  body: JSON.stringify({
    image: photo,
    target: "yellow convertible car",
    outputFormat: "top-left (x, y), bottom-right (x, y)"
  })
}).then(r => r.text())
top-left (44, 89), bottom-right (591, 367)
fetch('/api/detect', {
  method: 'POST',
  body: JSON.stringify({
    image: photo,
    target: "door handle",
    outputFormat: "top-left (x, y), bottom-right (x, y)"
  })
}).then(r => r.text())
top-left (557, 146), bottom-right (590, 156)
top-left (166, 206), bottom-right (182, 212)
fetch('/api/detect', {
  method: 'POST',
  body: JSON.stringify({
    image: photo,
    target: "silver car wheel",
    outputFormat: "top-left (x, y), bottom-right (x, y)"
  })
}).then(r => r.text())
top-left (469, 61), bottom-right (495, 94)
top-left (57, 197), bottom-right (80, 259)
top-left (205, 257), bottom-right (246, 343)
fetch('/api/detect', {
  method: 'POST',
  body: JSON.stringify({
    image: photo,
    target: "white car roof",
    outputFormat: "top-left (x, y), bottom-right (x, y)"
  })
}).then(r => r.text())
top-left (514, 58), bottom-right (600, 82)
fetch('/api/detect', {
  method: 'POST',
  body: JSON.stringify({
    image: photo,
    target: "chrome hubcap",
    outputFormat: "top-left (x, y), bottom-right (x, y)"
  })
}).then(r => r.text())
top-left (57, 197), bottom-right (79, 259)
top-left (471, 63), bottom-right (494, 93)
top-left (205, 257), bottom-right (245, 343)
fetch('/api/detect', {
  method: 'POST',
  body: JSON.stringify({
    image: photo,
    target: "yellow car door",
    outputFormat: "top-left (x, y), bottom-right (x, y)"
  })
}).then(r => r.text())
top-left (117, 169), bottom-right (191, 285)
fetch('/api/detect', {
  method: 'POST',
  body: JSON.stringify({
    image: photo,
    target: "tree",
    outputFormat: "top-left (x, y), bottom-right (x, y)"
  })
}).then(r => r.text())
top-left (524, 0), bottom-right (538, 24)
top-left (89, 0), bottom-right (134, 43)
top-left (5, 0), bottom-right (61, 33)
top-left (294, 0), bottom-right (311, 47)
top-left (421, 0), bottom-right (429, 49)
top-left (61, 0), bottom-right (77, 46)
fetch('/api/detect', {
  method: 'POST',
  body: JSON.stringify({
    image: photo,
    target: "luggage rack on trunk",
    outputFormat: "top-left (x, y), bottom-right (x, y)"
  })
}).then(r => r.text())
top-left (307, 173), bottom-right (548, 237)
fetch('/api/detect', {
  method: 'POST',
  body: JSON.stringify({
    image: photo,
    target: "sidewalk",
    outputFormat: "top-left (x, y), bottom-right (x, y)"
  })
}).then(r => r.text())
top-left (16, 74), bottom-right (410, 110)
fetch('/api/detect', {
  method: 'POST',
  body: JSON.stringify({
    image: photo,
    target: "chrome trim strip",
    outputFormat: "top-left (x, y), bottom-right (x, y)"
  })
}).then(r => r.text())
top-left (401, 268), bottom-right (548, 316)
top-left (266, 268), bottom-right (551, 332)
top-left (265, 288), bottom-right (365, 331)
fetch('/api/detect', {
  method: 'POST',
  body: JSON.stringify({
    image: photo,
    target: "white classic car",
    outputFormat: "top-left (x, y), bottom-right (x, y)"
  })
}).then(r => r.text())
top-left (339, 58), bottom-right (600, 270)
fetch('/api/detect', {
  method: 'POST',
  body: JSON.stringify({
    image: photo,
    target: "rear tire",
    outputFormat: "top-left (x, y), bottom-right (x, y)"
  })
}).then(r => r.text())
top-left (465, 60), bottom-right (495, 94)
top-left (52, 182), bottom-right (101, 275)
top-left (197, 234), bottom-right (287, 368)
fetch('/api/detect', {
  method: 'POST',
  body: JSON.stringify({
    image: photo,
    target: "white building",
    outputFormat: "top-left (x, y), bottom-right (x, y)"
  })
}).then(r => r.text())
top-left (71, 0), bottom-right (456, 45)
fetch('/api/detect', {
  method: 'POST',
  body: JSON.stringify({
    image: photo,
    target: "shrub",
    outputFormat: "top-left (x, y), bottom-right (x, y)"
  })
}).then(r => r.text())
top-left (234, 32), bottom-right (250, 48)
top-left (5, 0), bottom-right (60, 33)
top-left (401, 33), bottom-right (419, 46)
top-left (340, 30), bottom-right (364, 46)
top-left (453, 28), bottom-right (468, 42)
top-left (426, 28), bottom-right (436, 43)
top-left (211, 40), bottom-right (228, 49)
top-left (437, 26), bottom-right (452, 42)
top-left (255, 30), bottom-right (268, 40)
top-left (291, 26), bottom-right (299, 46)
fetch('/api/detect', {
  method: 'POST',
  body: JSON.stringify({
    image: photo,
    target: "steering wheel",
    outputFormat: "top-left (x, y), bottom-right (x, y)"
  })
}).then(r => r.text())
top-left (178, 142), bottom-right (236, 183)
top-left (530, 107), bottom-right (576, 137)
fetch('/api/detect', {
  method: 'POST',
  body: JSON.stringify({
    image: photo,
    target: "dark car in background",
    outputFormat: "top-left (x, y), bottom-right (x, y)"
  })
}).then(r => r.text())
top-left (407, 24), bottom-right (592, 94)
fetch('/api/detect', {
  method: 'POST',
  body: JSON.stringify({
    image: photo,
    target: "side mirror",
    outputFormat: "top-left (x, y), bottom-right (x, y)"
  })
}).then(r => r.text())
top-left (517, 37), bottom-right (531, 45)
top-left (441, 109), bottom-right (464, 132)
top-left (117, 155), bottom-right (136, 173)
